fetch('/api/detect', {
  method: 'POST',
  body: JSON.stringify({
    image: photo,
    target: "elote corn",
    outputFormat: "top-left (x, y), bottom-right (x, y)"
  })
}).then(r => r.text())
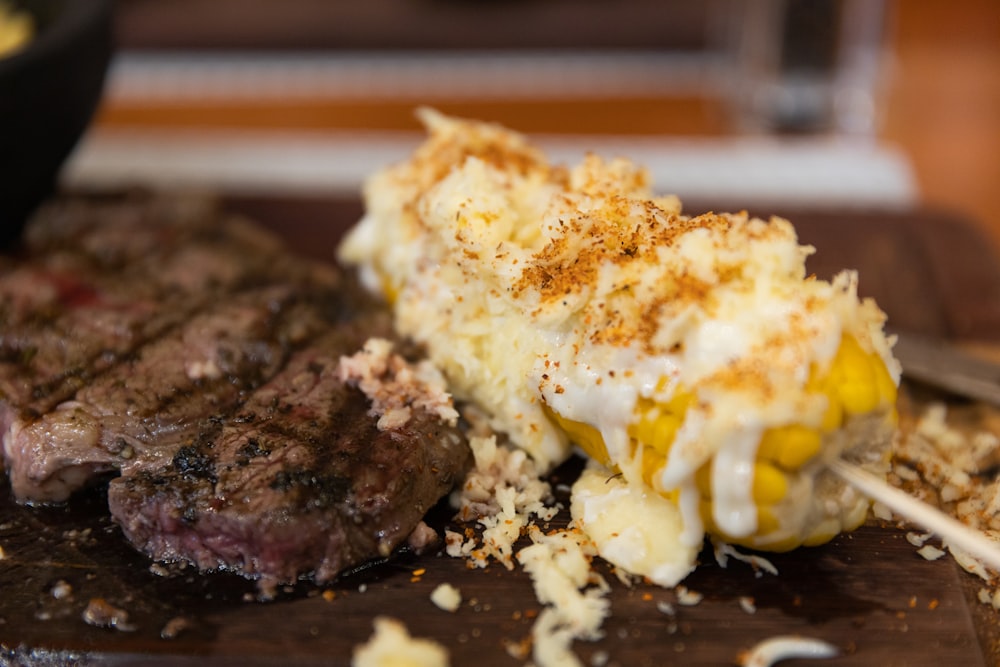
top-left (338, 110), bottom-right (899, 579)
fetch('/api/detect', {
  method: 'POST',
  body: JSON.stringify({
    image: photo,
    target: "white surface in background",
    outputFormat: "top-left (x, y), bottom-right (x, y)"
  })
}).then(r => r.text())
top-left (104, 50), bottom-right (717, 102)
top-left (68, 50), bottom-right (917, 208)
top-left (64, 128), bottom-right (918, 209)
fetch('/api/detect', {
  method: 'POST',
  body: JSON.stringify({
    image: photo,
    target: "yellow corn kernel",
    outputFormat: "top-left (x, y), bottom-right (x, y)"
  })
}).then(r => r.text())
top-left (806, 372), bottom-right (844, 432)
top-left (820, 392), bottom-right (845, 432)
top-left (752, 462), bottom-right (788, 505)
top-left (650, 413), bottom-right (684, 453)
top-left (382, 282), bottom-right (398, 305)
top-left (628, 398), bottom-right (656, 441)
top-left (543, 405), bottom-right (612, 467)
top-left (547, 333), bottom-right (896, 554)
top-left (640, 447), bottom-right (667, 490)
top-left (758, 425), bottom-right (823, 471)
top-left (755, 507), bottom-right (781, 537)
top-left (694, 463), bottom-right (788, 535)
top-left (801, 518), bottom-right (841, 547)
top-left (627, 390), bottom-right (693, 455)
top-left (695, 460), bottom-right (787, 507)
top-left (829, 335), bottom-right (880, 416)
top-left (699, 504), bottom-right (790, 548)
top-left (753, 534), bottom-right (804, 553)
top-left (842, 494), bottom-right (870, 532)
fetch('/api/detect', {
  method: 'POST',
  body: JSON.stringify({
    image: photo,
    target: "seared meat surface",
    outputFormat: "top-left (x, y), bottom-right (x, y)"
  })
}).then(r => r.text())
top-left (0, 193), bottom-right (470, 587)
top-left (109, 328), bottom-right (469, 589)
top-left (0, 196), bottom-right (340, 435)
top-left (6, 285), bottom-right (333, 503)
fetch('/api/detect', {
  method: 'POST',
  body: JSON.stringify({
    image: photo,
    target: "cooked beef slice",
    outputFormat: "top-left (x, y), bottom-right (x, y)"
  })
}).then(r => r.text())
top-left (2, 193), bottom-right (468, 588)
top-left (108, 329), bottom-right (470, 588)
top-left (3, 285), bottom-right (351, 504)
top-left (0, 197), bottom-right (341, 438)
top-left (21, 192), bottom-right (219, 264)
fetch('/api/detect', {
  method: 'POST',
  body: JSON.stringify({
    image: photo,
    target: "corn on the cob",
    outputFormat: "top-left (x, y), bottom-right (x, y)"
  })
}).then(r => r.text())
top-left (338, 109), bottom-right (899, 575)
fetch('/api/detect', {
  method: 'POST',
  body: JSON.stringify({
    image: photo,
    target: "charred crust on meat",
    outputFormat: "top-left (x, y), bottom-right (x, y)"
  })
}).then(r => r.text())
top-left (269, 469), bottom-right (350, 509)
top-left (235, 437), bottom-right (270, 466)
top-left (181, 505), bottom-right (199, 524)
top-left (171, 445), bottom-right (217, 483)
top-left (232, 411), bottom-right (257, 424)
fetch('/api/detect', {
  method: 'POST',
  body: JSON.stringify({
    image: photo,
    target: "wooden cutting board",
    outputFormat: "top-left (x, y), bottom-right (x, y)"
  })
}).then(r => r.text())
top-left (1, 196), bottom-right (998, 666)
top-left (0, 462), bottom-right (987, 666)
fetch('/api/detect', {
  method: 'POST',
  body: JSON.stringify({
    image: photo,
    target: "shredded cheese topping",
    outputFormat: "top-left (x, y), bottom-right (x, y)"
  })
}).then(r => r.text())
top-left (337, 338), bottom-right (458, 430)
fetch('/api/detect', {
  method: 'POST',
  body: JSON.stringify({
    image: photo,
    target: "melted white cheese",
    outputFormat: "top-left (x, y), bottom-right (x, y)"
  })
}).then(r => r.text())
top-left (570, 465), bottom-right (697, 587)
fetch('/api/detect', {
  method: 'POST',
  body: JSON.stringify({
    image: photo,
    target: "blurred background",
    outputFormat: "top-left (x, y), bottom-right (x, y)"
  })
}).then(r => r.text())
top-left (58, 0), bottom-right (999, 245)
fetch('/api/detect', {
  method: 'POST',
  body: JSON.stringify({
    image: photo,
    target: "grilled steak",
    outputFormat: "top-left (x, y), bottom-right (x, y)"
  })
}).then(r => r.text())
top-left (20, 191), bottom-right (218, 261)
top-left (4, 285), bottom-right (337, 503)
top-left (108, 328), bottom-right (470, 590)
top-left (0, 195), bottom-right (341, 438)
top-left (0, 193), bottom-right (471, 587)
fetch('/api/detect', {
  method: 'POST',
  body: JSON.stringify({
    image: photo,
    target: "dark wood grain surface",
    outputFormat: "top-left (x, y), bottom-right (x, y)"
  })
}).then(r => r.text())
top-left (0, 469), bottom-right (986, 666)
top-left (2, 196), bottom-right (999, 666)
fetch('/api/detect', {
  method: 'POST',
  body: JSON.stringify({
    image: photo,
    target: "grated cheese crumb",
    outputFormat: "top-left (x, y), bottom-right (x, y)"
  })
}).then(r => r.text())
top-left (338, 338), bottom-right (459, 431)
top-left (871, 501), bottom-right (894, 521)
top-left (590, 649), bottom-right (610, 667)
top-left (447, 435), bottom-right (558, 570)
top-left (948, 544), bottom-right (993, 582)
top-left (50, 580), bottom-right (72, 600)
top-left (430, 583), bottom-right (462, 613)
top-left (445, 434), bottom-right (616, 665)
top-left (517, 524), bottom-right (610, 642)
top-left (917, 544), bottom-right (946, 561)
top-left (906, 532), bottom-right (932, 547)
top-left (675, 586), bottom-right (704, 606)
top-left (352, 617), bottom-right (449, 667)
top-left (656, 600), bottom-right (676, 616)
top-left (893, 401), bottom-right (1000, 589)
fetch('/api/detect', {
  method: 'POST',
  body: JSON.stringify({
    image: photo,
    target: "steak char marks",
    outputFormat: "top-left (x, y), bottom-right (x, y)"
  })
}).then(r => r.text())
top-left (0, 194), bottom-right (471, 588)
top-left (0, 194), bottom-right (342, 437)
top-left (109, 329), bottom-right (470, 590)
top-left (5, 285), bottom-right (336, 503)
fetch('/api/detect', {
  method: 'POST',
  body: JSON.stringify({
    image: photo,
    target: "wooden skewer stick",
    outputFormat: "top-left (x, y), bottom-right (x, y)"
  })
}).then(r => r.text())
top-left (828, 459), bottom-right (1000, 573)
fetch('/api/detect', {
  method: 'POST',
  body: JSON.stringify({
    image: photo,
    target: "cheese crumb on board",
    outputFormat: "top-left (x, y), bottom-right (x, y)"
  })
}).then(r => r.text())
top-left (917, 544), bottom-right (946, 561)
top-left (446, 433), bottom-right (613, 665)
top-left (352, 617), bottom-right (450, 667)
top-left (430, 583), bottom-right (462, 613)
top-left (892, 400), bottom-right (1000, 597)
